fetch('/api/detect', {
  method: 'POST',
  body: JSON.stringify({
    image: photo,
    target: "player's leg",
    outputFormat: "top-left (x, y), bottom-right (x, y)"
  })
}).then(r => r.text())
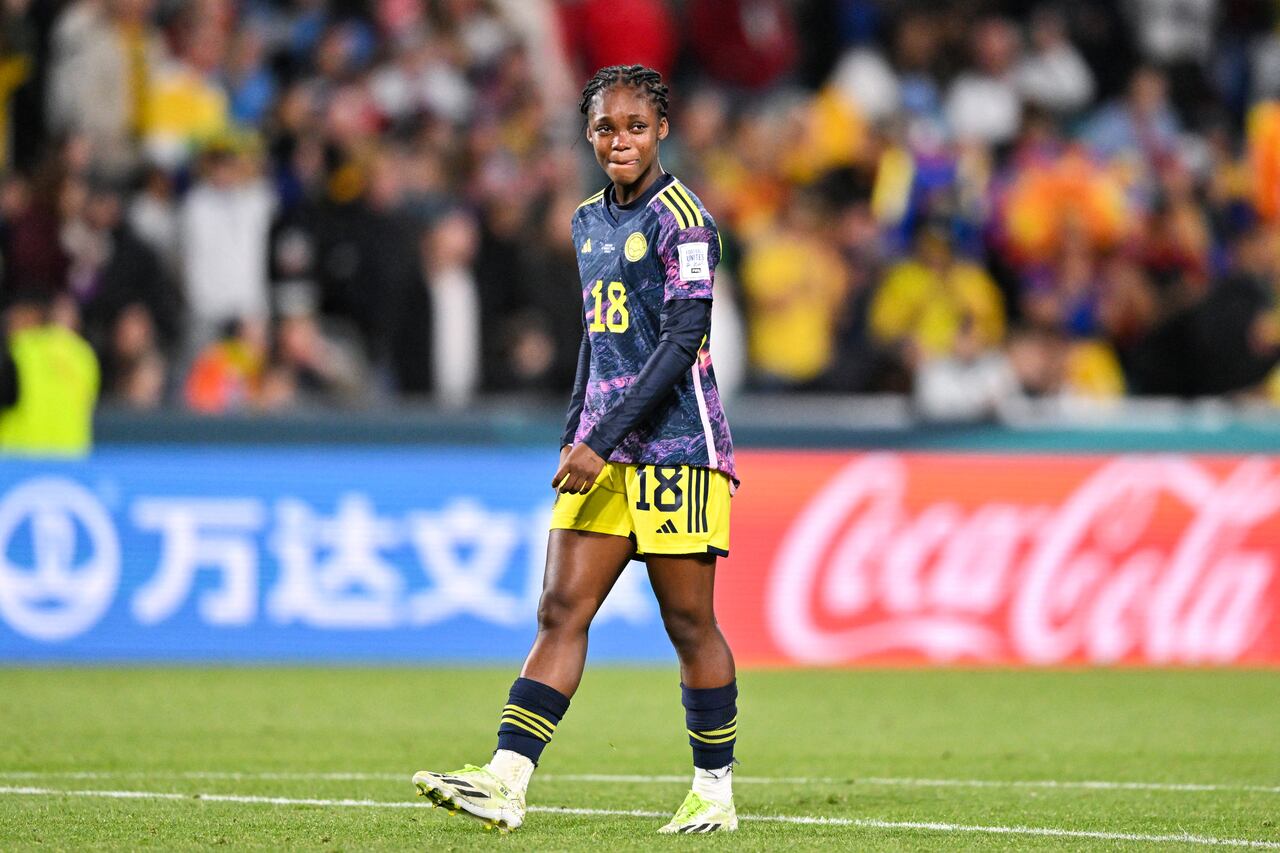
top-left (647, 552), bottom-right (735, 688)
top-left (519, 528), bottom-right (636, 696)
top-left (414, 473), bottom-right (636, 831)
top-left (647, 553), bottom-right (739, 833)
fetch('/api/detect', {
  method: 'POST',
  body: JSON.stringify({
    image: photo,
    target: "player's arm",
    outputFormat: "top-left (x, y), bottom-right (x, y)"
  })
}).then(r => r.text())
top-left (581, 298), bottom-right (709, 458)
top-left (553, 329), bottom-right (591, 481)
top-left (561, 329), bottom-right (590, 450)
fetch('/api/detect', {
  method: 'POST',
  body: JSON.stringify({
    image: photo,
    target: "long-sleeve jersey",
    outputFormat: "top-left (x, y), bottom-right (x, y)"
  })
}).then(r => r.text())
top-left (562, 172), bottom-right (736, 484)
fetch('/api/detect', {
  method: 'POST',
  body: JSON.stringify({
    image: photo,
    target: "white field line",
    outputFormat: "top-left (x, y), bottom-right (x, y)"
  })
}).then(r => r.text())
top-left (0, 785), bottom-right (1277, 849)
top-left (2, 770), bottom-right (1279, 795)
top-left (546, 774), bottom-right (1280, 795)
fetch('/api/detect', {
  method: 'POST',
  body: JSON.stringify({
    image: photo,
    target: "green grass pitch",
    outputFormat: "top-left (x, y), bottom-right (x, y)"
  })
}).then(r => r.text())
top-left (1, 667), bottom-right (1278, 850)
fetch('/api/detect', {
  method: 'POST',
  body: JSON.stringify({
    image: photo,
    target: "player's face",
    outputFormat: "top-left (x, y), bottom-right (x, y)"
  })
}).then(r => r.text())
top-left (586, 86), bottom-right (668, 194)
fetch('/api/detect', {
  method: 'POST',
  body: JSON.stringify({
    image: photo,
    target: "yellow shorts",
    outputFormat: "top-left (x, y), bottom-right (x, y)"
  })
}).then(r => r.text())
top-left (549, 463), bottom-right (732, 557)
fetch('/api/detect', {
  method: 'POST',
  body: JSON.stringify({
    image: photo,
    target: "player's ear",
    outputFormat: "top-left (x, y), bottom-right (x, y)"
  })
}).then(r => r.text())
top-left (658, 117), bottom-right (669, 141)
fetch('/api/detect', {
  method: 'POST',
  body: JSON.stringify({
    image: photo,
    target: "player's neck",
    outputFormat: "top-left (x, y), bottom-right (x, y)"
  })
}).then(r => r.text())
top-left (611, 161), bottom-right (664, 206)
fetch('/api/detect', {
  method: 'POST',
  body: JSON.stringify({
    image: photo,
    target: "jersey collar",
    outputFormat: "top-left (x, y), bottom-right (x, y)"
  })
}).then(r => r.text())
top-left (603, 172), bottom-right (674, 226)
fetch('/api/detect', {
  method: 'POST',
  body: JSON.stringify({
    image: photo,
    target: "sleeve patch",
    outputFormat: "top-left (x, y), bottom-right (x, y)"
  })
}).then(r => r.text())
top-left (677, 242), bottom-right (710, 281)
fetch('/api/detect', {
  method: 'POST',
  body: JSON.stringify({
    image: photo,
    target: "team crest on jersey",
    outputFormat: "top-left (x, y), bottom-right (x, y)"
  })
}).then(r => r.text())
top-left (624, 231), bottom-right (648, 262)
top-left (581, 238), bottom-right (592, 254)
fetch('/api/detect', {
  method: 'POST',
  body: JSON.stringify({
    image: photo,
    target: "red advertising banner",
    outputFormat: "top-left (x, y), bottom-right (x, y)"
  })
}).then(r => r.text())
top-left (719, 452), bottom-right (1280, 667)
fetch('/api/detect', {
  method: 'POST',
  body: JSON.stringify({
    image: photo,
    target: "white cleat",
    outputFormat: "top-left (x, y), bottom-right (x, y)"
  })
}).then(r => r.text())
top-left (412, 764), bottom-right (525, 831)
top-left (657, 790), bottom-right (738, 834)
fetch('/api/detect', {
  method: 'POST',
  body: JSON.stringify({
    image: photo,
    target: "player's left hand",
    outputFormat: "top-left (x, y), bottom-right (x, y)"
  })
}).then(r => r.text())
top-left (552, 443), bottom-right (606, 494)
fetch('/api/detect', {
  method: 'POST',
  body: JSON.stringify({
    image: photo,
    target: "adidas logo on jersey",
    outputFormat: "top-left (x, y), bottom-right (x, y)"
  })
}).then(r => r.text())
top-left (581, 238), bottom-right (592, 253)
top-left (655, 519), bottom-right (678, 534)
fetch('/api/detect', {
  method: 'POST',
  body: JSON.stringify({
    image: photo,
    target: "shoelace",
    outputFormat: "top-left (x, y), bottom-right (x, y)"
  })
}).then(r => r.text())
top-left (673, 791), bottom-right (711, 823)
top-left (445, 764), bottom-right (489, 779)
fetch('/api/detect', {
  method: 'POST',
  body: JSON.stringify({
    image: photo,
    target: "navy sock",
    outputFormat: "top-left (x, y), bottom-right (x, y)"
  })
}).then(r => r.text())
top-left (495, 677), bottom-right (570, 765)
top-left (682, 680), bottom-right (737, 770)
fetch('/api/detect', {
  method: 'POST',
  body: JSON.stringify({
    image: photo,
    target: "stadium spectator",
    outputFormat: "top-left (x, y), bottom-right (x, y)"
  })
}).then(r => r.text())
top-left (127, 165), bottom-right (180, 278)
top-left (1082, 66), bottom-right (1181, 166)
top-left (0, 0), bottom-right (33, 172)
top-left (423, 208), bottom-right (481, 407)
top-left (944, 17), bottom-right (1023, 146)
top-left (179, 135), bottom-right (275, 354)
top-left (559, 0), bottom-right (676, 80)
top-left (473, 193), bottom-right (540, 392)
top-left (687, 0), bottom-right (798, 90)
top-left (1096, 253), bottom-right (1160, 382)
top-left (258, 285), bottom-right (367, 411)
top-left (740, 194), bottom-right (848, 388)
top-left (2, 152), bottom-right (73, 298)
top-left (888, 9), bottom-right (946, 140)
top-left (47, 0), bottom-right (167, 178)
top-left (300, 150), bottom-right (433, 396)
top-left (869, 219), bottom-right (1006, 365)
top-left (223, 23), bottom-right (276, 126)
top-left (1182, 221), bottom-right (1280, 396)
top-left (142, 13), bottom-right (231, 169)
top-left (1015, 7), bottom-right (1095, 117)
top-left (70, 175), bottom-right (181, 378)
top-left (1124, 0), bottom-right (1216, 123)
top-left (102, 302), bottom-right (166, 408)
top-left (0, 292), bottom-right (99, 457)
top-left (184, 316), bottom-right (266, 413)
top-left (828, 46), bottom-right (900, 126)
top-left (915, 316), bottom-right (1020, 422)
top-left (516, 190), bottom-right (601, 393)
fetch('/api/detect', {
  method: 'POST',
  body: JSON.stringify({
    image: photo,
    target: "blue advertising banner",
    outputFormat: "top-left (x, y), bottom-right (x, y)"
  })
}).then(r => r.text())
top-left (0, 447), bottom-right (670, 662)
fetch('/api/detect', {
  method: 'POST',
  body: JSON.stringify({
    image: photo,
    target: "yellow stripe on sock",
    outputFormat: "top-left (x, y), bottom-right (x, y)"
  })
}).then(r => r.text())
top-left (658, 192), bottom-right (688, 229)
top-left (672, 183), bottom-right (705, 226)
top-left (504, 704), bottom-right (556, 731)
top-left (501, 715), bottom-right (552, 742)
top-left (687, 728), bottom-right (737, 744)
top-left (503, 704), bottom-right (556, 735)
top-left (500, 711), bottom-right (553, 741)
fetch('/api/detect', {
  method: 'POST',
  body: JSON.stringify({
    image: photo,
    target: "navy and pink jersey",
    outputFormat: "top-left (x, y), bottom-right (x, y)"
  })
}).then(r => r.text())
top-left (569, 173), bottom-right (737, 484)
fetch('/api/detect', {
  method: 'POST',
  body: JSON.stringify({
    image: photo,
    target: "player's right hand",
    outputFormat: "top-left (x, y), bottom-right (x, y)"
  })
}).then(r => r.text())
top-left (552, 443), bottom-right (605, 494)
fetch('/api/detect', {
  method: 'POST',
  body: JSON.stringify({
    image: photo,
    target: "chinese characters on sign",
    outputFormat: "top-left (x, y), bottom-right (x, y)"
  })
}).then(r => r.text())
top-left (0, 478), bottom-right (653, 645)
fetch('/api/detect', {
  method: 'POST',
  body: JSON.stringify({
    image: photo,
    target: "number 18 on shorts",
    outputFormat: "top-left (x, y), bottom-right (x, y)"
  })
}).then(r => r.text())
top-left (550, 462), bottom-right (731, 557)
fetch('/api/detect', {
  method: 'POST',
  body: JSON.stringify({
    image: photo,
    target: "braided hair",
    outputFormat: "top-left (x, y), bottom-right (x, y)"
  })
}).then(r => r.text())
top-left (578, 65), bottom-right (669, 120)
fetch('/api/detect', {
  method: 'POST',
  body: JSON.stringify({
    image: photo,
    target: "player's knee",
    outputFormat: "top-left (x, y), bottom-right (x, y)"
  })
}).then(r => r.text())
top-left (536, 589), bottom-right (593, 635)
top-left (661, 606), bottom-right (714, 654)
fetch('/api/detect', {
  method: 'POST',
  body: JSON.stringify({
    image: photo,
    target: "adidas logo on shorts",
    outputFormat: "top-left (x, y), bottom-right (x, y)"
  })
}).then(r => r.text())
top-left (655, 519), bottom-right (678, 535)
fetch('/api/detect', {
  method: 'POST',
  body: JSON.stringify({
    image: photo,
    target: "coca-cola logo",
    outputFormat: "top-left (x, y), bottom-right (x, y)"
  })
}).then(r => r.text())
top-left (766, 455), bottom-right (1280, 665)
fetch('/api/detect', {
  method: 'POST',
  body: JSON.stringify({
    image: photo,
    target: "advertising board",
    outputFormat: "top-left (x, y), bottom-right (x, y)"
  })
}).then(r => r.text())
top-left (0, 448), bottom-right (664, 661)
top-left (723, 452), bottom-right (1280, 666)
top-left (2, 448), bottom-right (1276, 666)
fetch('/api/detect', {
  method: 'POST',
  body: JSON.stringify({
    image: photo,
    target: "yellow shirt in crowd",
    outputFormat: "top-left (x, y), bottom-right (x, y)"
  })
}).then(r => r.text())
top-left (741, 235), bottom-right (848, 383)
top-left (870, 259), bottom-right (1006, 358)
top-left (1064, 339), bottom-right (1126, 398)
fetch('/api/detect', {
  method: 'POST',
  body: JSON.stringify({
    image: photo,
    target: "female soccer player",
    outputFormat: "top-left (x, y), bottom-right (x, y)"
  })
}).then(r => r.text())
top-left (413, 65), bottom-right (740, 834)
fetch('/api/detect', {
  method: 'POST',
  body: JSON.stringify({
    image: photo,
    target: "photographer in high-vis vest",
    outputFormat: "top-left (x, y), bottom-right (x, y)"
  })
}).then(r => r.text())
top-left (0, 292), bottom-right (99, 458)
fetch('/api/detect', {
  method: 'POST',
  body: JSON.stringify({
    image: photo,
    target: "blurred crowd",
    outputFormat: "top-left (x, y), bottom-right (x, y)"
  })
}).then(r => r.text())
top-left (3, 0), bottom-right (1280, 422)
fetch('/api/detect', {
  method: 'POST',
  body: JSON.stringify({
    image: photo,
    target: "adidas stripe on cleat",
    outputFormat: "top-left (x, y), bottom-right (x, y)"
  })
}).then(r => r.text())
top-left (657, 790), bottom-right (738, 834)
top-left (412, 765), bottom-right (525, 831)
